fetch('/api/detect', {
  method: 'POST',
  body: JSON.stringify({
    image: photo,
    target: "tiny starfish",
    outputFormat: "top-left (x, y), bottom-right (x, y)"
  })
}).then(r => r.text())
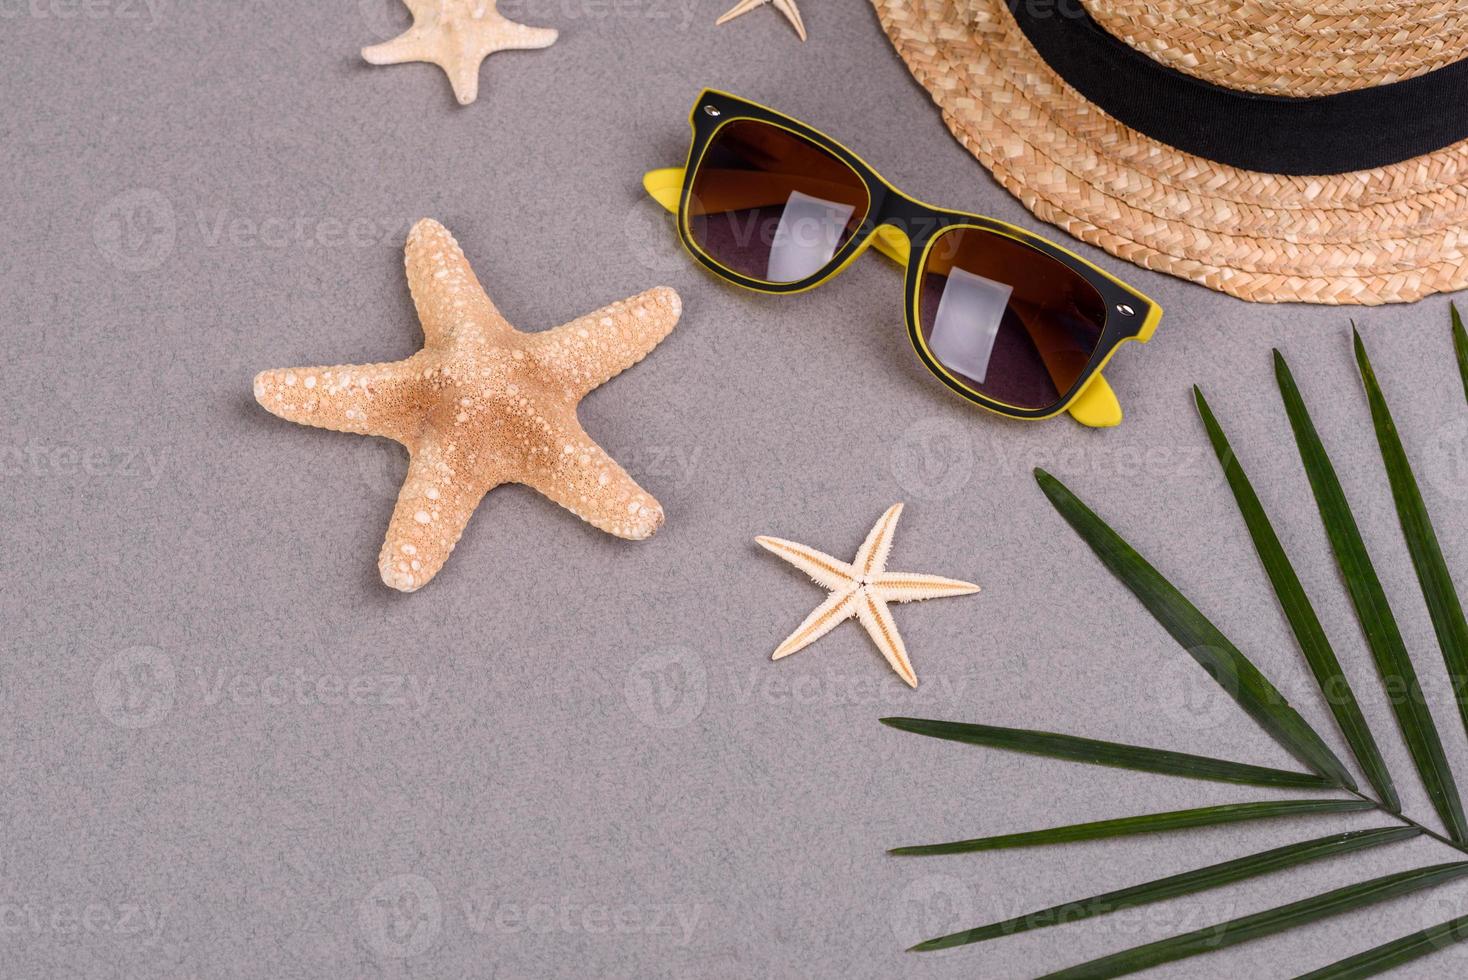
top-left (716, 0), bottom-right (806, 40)
top-left (756, 504), bottom-right (978, 687)
top-left (362, 0), bottom-right (558, 106)
top-left (255, 218), bottom-right (681, 592)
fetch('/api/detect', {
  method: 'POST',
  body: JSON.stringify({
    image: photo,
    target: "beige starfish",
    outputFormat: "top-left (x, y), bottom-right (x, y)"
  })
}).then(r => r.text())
top-left (716, 0), bottom-right (806, 40)
top-left (756, 504), bottom-right (978, 687)
top-left (254, 218), bottom-right (681, 593)
top-left (361, 0), bottom-right (558, 106)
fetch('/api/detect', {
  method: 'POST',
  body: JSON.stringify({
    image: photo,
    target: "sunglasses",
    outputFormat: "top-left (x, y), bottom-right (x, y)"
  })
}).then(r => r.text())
top-left (642, 90), bottom-right (1163, 426)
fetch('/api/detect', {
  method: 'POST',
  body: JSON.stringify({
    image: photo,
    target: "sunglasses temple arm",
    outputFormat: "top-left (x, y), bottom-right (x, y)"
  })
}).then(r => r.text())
top-left (643, 168), bottom-right (685, 213)
top-left (1066, 374), bottom-right (1122, 427)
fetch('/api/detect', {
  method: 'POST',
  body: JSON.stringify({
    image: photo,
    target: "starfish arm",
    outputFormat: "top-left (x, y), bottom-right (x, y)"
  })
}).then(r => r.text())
top-left (772, 589), bottom-right (858, 660)
top-left (378, 439), bottom-right (491, 592)
top-left (404, 219), bottom-right (511, 346)
top-left (853, 502), bottom-right (903, 579)
top-left (716, 0), bottom-right (768, 26)
top-left (872, 571), bottom-right (980, 604)
top-left (519, 421), bottom-right (664, 540)
top-left (771, 0), bottom-right (807, 39)
top-left (528, 287), bottom-right (681, 398)
top-left (855, 593), bottom-right (918, 688)
top-left (754, 536), bottom-right (855, 591)
top-left (483, 16), bottom-right (559, 52)
top-left (361, 30), bottom-right (434, 66)
top-left (363, 2), bottom-right (557, 105)
top-left (254, 357), bottom-right (430, 444)
top-left (441, 47), bottom-right (488, 106)
top-left (717, 0), bottom-right (805, 38)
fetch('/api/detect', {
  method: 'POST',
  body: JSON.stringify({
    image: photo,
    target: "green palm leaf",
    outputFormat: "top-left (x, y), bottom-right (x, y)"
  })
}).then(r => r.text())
top-left (1194, 385), bottom-right (1398, 810)
top-left (885, 317), bottom-right (1468, 977)
top-left (1453, 303), bottom-right (1468, 404)
top-left (879, 717), bottom-right (1334, 789)
top-left (1038, 862), bottom-right (1468, 980)
top-left (1297, 912), bottom-right (1468, 979)
top-left (910, 827), bottom-right (1417, 952)
top-left (1276, 349), bottom-right (1468, 843)
top-left (1035, 468), bottom-right (1355, 789)
top-left (1355, 329), bottom-right (1468, 748)
top-left (889, 800), bottom-right (1373, 856)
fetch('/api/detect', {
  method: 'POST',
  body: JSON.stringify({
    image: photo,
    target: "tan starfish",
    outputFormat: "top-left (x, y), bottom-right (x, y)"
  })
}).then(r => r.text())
top-left (716, 0), bottom-right (806, 41)
top-left (361, 0), bottom-right (558, 106)
top-left (254, 218), bottom-right (681, 592)
top-left (756, 504), bottom-right (978, 687)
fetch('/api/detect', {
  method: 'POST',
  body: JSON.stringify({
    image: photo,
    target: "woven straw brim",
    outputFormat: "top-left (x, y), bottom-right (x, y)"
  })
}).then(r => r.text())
top-left (1086, 0), bottom-right (1468, 97)
top-left (872, 0), bottom-right (1468, 304)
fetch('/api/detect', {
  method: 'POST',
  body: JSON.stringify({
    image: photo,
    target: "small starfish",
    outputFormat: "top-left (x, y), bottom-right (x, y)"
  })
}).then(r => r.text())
top-left (716, 0), bottom-right (806, 41)
top-left (361, 0), bottom-right (558, 106)
top-left (756, 504), bottom-right (978, 687)
top-left (254, 219), bottom-right (681, 592)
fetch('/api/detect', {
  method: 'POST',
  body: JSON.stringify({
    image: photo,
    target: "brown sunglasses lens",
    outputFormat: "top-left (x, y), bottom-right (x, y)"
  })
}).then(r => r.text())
top-left (686, 119), bottom-right (871, 284)
top-left (917, 226), bottom-right (1107, 411)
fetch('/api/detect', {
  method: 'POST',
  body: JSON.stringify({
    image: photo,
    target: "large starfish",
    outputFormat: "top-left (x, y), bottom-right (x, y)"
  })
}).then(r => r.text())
top-left (716, 0), bottom-right (806, 41)
top-left (756, 504), bottom-right (978, 687)
top-left (361, 0), bottom-right (558, 106)
top-left (254, 219), bottom-right (681, 592)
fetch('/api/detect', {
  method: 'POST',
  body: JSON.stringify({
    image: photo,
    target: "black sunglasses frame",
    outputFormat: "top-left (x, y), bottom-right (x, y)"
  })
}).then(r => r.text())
top-left (674, 89), bottom-right (1160, 420)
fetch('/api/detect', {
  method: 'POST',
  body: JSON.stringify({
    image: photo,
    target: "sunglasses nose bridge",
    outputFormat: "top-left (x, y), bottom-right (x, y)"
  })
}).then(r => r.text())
top-left (866, 222), bottom-right (913, 267)
top-left (864, 187), bottom-right (949, 266)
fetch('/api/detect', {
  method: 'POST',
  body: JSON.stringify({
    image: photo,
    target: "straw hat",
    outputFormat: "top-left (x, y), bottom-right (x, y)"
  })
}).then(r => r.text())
top-left (871, 0), bottom-right (1468, 304)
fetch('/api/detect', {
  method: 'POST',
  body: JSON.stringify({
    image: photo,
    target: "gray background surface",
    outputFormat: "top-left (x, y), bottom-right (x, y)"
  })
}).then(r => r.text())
top-left (5, 2), bottom-right (1468, 978)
